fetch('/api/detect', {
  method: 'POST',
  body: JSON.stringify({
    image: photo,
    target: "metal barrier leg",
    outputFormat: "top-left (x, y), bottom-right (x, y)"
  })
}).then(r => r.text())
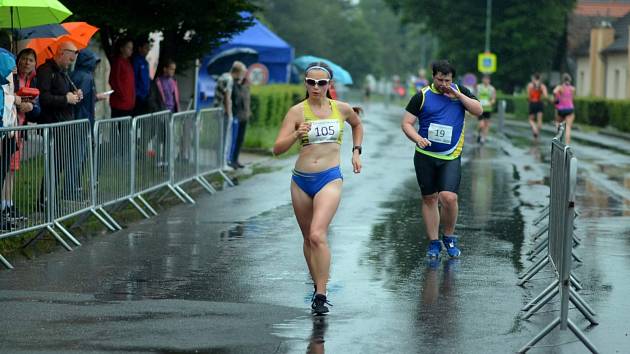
top-left (527, 239), bottom-right (548, 260)
top-left (174, 184), bottom-right (196, 204)
top-left (46, 225), bottom-right (73, 251)
top-left (517, 317), bottom-right (561, 353)
top-left (567, 318), bottom-right (600, 353)
top-left (0, 254), bottom-right (14, 269)
top-left (572, 250), bottom-right (583, 263)
top-left (531, 223), bottom-right (549, 240)
top-left (518, 257), bottom-right (549, 286)
top-left (167, 184), bottom-right (189, 204)
top-left (128, 197), bottom-right (151, 219)
top-left (196, 176), bottom-right (216, 194)
top-left (218, 170), bottom-right (235, 187)
top-left (98, 206), bottom-right (123, 230)
top-left (533, 207), bottom-right (549, 225)
top-left (53, 221), bottom-right (81, 247)
top-left (137, 195), bottom-right (158, 216)
top-left (571, 272), bottom-right (583, 286)
top-left (522, 279), bottom-right (558, 311)
top-left (90, 208), bottom-right (116, 231)
top-left (573, 232), bottom-right (582, 245)
top-left (570, 274), bottom-right (583, 291)
top-left (524, 287), bottom-right (559, 319)
top-left (569, 287), bottom-right (597, 318)
top-left (529, 235), bottom-right (548, 255)
top-left (519, 254), bottom-right (548, 279)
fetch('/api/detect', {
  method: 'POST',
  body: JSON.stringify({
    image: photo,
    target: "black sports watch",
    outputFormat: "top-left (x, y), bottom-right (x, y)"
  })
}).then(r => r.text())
top-left (352, 145), bottom-right (362, 155)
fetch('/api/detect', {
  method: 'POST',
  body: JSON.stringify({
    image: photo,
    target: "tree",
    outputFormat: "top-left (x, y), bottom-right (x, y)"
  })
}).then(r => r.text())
top-left (258, 0), bottom-right (383, 85)
top-left (386, 0), bottom-right (576, 92)
top-left (62, 0), bottom-right (258, 68)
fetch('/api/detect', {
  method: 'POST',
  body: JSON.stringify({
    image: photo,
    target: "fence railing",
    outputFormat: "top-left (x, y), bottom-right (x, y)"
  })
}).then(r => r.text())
top-left (0, 108), bottom-right (233, 269)
top-left (517, 125), bottom-right (599, 353)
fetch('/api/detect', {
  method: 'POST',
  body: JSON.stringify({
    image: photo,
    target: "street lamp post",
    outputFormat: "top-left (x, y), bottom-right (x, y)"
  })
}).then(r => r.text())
top-left (485, 0), bottom-right (492, 52)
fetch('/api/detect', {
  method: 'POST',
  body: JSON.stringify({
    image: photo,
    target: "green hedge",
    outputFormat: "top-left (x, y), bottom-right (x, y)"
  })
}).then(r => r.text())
top-left (498, 94), bottom-right (629, 132)
top-left (245, 84), bottom-right (304, 149)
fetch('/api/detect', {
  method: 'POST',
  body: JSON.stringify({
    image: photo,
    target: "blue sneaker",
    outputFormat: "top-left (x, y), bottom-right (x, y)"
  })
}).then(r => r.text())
top-left (442, 235), bottom-right (461, 258)
top-left (426, 240), bottom-right (442, 259)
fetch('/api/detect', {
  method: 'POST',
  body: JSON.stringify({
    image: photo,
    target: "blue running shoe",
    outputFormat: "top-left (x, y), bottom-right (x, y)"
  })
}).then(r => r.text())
top-left (442, 235), bottom-right (461, 258)
top-left (426, 239), bottom-right (442, 259)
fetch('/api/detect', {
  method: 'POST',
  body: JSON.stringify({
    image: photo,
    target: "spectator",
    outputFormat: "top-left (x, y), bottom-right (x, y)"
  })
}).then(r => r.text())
top-left (132, 37), bottom-right (151, 116)
top-left (229, 75), bottom-right (251, 169)
top-left (148, 59), bottom-right (180, 166)
top-left (414, 68), bottom-right (429, 93)
top-left (148, 59), bottom-right (180, 113)
top-left (109, 37), bottom-right (135, 117)
top-left (0, 49), bottom-right (17, 230)
top-left (37, 41), bottom-right (81, 123)
top-left (214, 61), bottom-right (246, 170)
top-left (3, 49), bottom-right (41, 224)
top-left (71, 48), bottom-right (106, 127)
top-left (36, 41), bottom-right (82, 206)
top-left (68, 49), bottom-right (107, 194)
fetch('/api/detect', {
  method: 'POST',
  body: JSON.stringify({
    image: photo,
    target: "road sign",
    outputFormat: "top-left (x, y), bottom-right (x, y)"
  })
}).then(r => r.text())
top-left (248, 63), bottom-right (269, 86)
top-left (478, 52), bottom-right (497, 74)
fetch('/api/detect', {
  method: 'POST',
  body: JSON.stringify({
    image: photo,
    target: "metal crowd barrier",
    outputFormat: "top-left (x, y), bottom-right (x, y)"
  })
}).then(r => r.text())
top-left (0, 121), bottom-right (115, 268)
top-left (92, 116), bottom-right (133, 228)
top-left (170, 111), bottom-right (200, 203)
top-left (198, 108), bottom-right (234, 188)
top-left (518, 127), bottom-right (599, 353)
top-left (0, 124), bottom-right (48, 268)
top-left (131, 110), bottom-right (184, 216)
top-left (1, 108), bottom-right (235, 269)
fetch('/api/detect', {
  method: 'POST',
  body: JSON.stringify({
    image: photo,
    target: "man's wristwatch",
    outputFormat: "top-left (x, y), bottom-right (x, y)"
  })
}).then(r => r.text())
top-left (352, 145), bottom-right (362, 155)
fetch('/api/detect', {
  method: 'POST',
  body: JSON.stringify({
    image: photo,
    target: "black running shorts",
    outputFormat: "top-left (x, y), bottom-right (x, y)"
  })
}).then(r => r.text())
top-left (413, 151), bottom-right (461, 195)
top-left (529, 102), bottom-right (543, 115)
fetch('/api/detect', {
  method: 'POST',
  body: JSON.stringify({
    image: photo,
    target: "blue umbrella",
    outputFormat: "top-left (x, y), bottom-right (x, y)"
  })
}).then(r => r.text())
top-left (293, 55), bottom-right (353, 85)
top-left (15, 23), bottom-right (67, 40)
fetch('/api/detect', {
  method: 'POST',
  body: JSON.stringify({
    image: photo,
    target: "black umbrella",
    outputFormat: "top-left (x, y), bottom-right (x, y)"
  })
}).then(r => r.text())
top-left (206, 47), bottom-right (258, 76)
top-left (15, 23), bottom-right (67, 40)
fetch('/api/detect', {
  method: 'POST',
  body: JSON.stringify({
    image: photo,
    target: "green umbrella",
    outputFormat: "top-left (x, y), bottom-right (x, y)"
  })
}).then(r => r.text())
top-left (0, 0), bottom-right (72, 28)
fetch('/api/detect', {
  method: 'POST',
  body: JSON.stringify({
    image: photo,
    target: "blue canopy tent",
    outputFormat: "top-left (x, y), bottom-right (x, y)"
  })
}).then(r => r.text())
top-left (197, 17), bottom-right (294, 108)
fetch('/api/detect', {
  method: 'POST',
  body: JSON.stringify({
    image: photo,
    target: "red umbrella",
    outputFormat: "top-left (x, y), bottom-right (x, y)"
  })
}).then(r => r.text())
top-left (27, 21), bottom-right (99, 66)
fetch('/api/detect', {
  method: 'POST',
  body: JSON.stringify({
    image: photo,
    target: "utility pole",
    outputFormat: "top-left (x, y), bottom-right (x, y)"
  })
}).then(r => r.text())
top-left (485, 0), bottom-right (492, 52)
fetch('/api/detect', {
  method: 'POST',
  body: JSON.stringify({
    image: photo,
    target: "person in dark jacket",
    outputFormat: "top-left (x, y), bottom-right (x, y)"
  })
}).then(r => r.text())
top-left (229, 75), bottom-right (251, 168)
top-left (36, 41), bottom-right (82, 123)
top-left (67, 49), bottom-right (107, 193)
top-left (132, 37), bottom-right (151, 116)
top-left (35, 41), bottom-right (82, 207)
top-left (70, 48), bottom-right (105, 127)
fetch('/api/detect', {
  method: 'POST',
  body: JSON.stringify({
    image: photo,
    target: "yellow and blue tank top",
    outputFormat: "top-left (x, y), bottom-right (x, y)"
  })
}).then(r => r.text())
top-left (415, 84), bottom-right (466, 160)
top-left (300, 99), bottom-right (344, 146)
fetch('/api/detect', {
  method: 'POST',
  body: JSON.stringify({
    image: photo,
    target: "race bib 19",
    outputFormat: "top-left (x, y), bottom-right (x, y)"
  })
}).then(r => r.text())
top-left (427, 123), bottom-right (453, 144)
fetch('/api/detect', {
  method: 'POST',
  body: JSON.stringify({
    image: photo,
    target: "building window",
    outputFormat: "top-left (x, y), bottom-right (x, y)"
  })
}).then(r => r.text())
top-left (614, 69), bottom-right (620, 99)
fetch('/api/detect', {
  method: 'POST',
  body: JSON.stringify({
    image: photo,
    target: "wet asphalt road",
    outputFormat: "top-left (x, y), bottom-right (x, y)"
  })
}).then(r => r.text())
top-left (1, 103), bottom-right (629, 353)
